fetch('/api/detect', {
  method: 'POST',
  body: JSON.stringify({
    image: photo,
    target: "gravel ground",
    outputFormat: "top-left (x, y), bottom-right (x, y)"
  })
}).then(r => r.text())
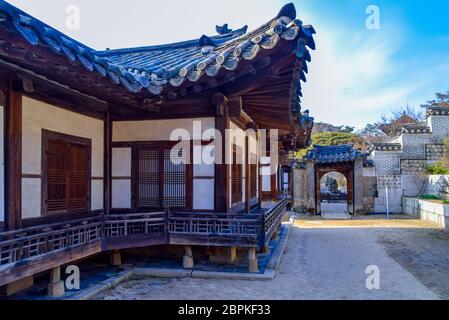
top-left (94, 218), bottom-right (448, 300)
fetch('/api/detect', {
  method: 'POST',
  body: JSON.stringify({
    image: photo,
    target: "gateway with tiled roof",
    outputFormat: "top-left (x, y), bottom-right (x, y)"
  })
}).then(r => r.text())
top-left (305, 145), bottom-right (364, 164)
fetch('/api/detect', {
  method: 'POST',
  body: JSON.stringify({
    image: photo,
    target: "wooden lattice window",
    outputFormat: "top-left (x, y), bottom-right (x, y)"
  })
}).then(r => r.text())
top-left (42, 130), bottom-right (91, 215)
top-left (250, 154), bottom-right (258, 199)
top-left (137, 148), bottom-right (160, 208)
top-left (135, 144), bottom-right (190, 210)
top-left (231, 144), bottom-right (243, 205)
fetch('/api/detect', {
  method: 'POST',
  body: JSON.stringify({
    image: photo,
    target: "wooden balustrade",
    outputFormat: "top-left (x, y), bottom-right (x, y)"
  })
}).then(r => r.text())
top-left (0, 199), bottom-right (289, 268)
top-left (0, 216), bottom-right (102, 266)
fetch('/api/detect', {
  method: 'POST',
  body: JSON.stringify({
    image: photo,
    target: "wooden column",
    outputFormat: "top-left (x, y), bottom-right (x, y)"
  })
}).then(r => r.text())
top-left (213, 93), bottom-right (230, 213)
top-left (103, 111), bottom-right (112, 215)
top-left (270, 169), bottom-right (278, 201)
top-left (257, 129), bottom-right (262, 208)
top-left (245, 132), bottom-right (251, 213)
top-left (5, 80), bottom-right (22, 230)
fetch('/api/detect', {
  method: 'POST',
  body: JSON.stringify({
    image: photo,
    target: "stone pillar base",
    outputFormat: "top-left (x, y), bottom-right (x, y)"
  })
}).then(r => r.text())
top-left (248, 248), bottom-right (259, 273)
top-left (110, 250), bottom-right (122, 266)
top-left (183, 246), bottom-right (194, 269)
top-left (48, 266), bottom-right (65, 298)
top-left (5, 276), bottom-right (34, 296)
top-left (48, 281), bottom-right (65, 298)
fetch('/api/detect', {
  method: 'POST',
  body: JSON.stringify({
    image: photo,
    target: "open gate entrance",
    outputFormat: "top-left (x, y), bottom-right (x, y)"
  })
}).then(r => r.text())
top-left (304, 145), bottom-right (365, 217)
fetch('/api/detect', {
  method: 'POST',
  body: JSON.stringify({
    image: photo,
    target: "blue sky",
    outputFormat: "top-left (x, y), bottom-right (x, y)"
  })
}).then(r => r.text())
top-left (7, 0), bottom-right (449, 129)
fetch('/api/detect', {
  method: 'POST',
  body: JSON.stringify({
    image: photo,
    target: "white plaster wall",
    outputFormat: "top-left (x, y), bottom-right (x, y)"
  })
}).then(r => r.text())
top-left (0, 106), bottom-right (3, 222)
top-left (112, 148), bottom-right (132, 209)
top-left (193, 144), bottom-right (214, 210)
top-left (112, 180), bottom-right (132, 209)
top-left (22, 97), bottom-right (104, 218)
top-left (193, 180), bottom-right (214, 210)
top-left (113, 118), bottom-right (215, 142)
top-left (21, 178), bottom-right (41, 219)
top-left (112, 148), bottom-right (132, 177)
top-left (262, 166), bottom-right (271, 192)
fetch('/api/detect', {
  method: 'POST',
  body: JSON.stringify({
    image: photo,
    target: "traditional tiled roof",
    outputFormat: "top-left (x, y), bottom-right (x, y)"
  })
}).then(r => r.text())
top-left (0, 1), bottom-right (315, 97)
top-left (305, 145), bottom-right (364, 164)
top-left (427, 107), bottom-right (449, 117)
top-left (402, 125), bottom-right (431, 134)
top-left (370, 143), bottom-right (402, 152)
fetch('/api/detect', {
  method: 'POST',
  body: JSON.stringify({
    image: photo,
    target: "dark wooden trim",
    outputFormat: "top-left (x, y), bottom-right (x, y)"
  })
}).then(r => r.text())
top-left (92, 177), bottom-right (104, 181)
top-left (20, 210), bottom-right (102, 226)
top-left (270, 169), bottom-right (278, 201)
top-left (4, 81), bottom-right (22, 230)
top-left (0, 240), bottom-right (102, 288)
top-left (104, 111), bottom-right (112, 215)
top-left (41, 129), bottom-right (92, 216)
top-left (22, 174), bottom-right (42, 179)
top-left (193, 176), bottom-right (215, 180)
top-left (112, 139), bottom-right (212, 148)
top-left (245, 132), bottom-right (251, 213)
top-left (213, 93), bottom-right (230, 213)
top-left (112, 176), bottom-right (132, 180)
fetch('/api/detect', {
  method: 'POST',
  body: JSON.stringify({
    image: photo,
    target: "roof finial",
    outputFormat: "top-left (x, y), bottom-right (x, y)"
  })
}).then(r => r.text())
top-left (277, 3), bottom-right (296, 20)
top-left (216, 24), bottom-right (232, 35)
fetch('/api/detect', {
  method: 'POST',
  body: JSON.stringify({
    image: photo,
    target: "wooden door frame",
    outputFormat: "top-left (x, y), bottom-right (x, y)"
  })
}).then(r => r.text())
top-left (41, 129), bottom-right (92, 216)
top-left (314, 162), bottom-right (355, 216)
top-left (129, 140), bottom-right (193, 212)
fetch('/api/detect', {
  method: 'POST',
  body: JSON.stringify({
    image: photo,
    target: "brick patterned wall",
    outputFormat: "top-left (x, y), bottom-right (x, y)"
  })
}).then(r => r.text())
top-left (373, 151), bottom-right (401, 175)
top-left (429, 116), bottom-right (449, 143)
top-left (426, 144), bottom-right (449, 161)
top-left (401, 133), bottom-right (433, 160)
top-left (377, 175), bottom-right (402, 190)
top-left (400, 159), bottom-right (427, 175)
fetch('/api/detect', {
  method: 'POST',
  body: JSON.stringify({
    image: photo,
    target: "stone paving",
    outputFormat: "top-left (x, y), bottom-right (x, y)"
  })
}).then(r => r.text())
top-left (93, 217), bottom-right (449, 300)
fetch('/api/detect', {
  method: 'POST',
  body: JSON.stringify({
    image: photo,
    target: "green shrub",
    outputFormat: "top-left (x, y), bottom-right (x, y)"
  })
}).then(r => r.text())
top-left (443, 200), bottom-right (449, 205)
top-left (419, 194), bottom-right (441, 200)
top-left (426, 162), bottom-right (449, 175)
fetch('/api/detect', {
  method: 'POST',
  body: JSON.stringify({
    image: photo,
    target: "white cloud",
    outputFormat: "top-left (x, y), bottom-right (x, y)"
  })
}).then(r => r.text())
top-left (301, 20), bottom-right (415, 128)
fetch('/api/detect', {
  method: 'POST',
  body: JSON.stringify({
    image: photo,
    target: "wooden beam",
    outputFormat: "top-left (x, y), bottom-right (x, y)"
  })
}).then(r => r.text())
top-left (104, 111), bottom-right (112, 215)
top-left (4, 79), bottom-right (22, 230)
top-left (245, 131), bottom-right (251, 213)
top-left (228, 96), bottom-right (243, 118)
top-left (213, 92), bottom-right (230, 213)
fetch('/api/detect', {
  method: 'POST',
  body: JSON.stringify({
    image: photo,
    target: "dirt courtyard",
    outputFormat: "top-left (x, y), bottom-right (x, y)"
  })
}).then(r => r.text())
top-left (93, 217), bottom-right (449, 300)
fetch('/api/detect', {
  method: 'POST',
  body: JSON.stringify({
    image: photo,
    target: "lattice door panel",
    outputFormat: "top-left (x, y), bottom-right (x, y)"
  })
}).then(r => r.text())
top-left (47, 140), bottom-right (67, 213)
top-left (69, 144), bottom-right (89, 211)
top-left (137, 149), bottom-right (160, 208)
top-left (163, 149), bottom-right (187, 208)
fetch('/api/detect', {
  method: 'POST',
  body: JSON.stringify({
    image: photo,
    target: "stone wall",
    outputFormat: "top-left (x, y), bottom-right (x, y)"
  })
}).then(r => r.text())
top-left (426, 144), bottom-right (448, 161)
top-left (292, 168), bottom-right (308, 211)
top-left (403, 197), bottom-right (449, 230)
top-left (401, 133), bottom-right (433, 160)
top-left (400, 159), bottom-right (427, 175)
top-left (372, 151), bottom-right (401, 175)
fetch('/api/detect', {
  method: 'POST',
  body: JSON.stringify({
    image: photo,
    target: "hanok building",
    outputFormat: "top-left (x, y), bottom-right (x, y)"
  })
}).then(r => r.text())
top-left (0, 1), bottom-right (315, 296)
